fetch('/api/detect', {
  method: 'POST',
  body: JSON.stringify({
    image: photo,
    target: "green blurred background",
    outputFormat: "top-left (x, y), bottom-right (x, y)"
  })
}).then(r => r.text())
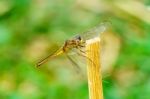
top-left (0, 0), bottom-right (150, 99)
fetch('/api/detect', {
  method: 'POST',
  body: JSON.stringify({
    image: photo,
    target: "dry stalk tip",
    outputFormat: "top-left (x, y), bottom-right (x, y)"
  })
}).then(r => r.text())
top-left (86, 37), bottom-right (103, 99)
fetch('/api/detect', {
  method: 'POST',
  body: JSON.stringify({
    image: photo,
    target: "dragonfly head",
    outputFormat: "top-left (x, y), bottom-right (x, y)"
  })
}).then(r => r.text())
top-left (75, 36), bottom-right (82, 41)
top-left (77, 36), bottom-right (84, 43)
top-left (77, 36), bottom-right (81, 40)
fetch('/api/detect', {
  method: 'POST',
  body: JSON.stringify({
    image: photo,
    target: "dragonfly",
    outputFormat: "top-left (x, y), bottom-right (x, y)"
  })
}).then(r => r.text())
top-left (36, 21), bottom-right (110, 68)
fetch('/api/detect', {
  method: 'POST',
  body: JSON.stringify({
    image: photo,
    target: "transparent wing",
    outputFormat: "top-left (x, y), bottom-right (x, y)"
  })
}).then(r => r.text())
top-left (76, 21), bottom-right (111, 41)
top-left (66, 54), bottom-right (81, 74)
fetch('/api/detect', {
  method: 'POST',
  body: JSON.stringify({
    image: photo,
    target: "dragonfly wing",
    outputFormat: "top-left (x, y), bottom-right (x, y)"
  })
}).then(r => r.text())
top-left (66, 54), bottom-right (81, 74)
top-left (79, 21), bottom-right (110, 40)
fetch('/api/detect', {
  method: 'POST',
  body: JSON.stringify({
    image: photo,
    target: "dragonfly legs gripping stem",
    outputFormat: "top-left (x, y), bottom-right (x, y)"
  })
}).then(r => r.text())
top-left (76, 48), bottom-right (96, 67)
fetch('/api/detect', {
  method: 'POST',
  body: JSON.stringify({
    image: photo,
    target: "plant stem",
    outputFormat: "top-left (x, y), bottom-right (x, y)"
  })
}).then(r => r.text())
top-left (86, 37), bottom-right (103, 99)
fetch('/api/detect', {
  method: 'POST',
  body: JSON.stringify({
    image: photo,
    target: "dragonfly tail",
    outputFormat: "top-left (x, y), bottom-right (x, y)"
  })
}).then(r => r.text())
top-left (36, 48), bottom-right (64, 67)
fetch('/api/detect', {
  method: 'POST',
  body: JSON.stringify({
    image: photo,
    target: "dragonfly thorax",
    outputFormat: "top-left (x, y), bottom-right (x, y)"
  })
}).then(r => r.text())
top-left (63, 36), bottom-right (84, 52)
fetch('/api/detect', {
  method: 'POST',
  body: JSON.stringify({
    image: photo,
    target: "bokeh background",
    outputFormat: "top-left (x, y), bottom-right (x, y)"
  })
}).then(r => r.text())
top-left (0, 0), bottom-right (150, 99)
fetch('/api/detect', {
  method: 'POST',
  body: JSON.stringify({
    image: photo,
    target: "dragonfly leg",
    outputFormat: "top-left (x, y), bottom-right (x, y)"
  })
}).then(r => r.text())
top-left (76, 49), bottom-right (96, 67)
top-left (78, 47), bottom-right (92, 55)
top-left (79, 45), bottom-right (85, 48)
top-left (78, 48), bottom-right (86, 53)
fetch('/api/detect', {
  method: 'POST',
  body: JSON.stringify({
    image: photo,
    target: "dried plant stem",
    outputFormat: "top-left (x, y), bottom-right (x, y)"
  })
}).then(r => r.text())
top-left (86, 37), bottom-right (103, 99)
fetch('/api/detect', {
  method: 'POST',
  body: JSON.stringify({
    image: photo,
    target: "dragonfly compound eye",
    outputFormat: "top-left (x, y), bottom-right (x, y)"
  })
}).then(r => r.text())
top-left (77, 36), bottom-right (81, 41)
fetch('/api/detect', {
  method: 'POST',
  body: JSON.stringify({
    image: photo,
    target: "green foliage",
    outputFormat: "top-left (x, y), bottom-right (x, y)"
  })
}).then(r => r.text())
top-left (0, 0), bottom-right (150, 99)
